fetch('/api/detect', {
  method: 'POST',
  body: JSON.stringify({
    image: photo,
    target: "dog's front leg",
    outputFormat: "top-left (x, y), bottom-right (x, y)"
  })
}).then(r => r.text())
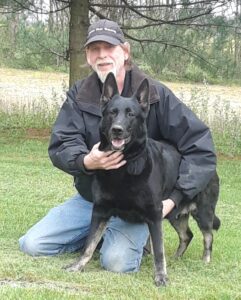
top-left (148, 219), bottom-right (168, 287)
top-left (65, 209), bottom-right (108, 272)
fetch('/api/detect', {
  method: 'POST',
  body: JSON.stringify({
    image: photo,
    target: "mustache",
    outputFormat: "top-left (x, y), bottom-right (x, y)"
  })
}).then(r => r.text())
top-left (96, 58), bottom-right (114, 63)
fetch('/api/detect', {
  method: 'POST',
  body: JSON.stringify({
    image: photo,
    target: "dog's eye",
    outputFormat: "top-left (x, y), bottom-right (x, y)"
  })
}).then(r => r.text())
top-left (127, 110), bottom-right (135, 117)
top-left (110, 109), bottom-right (118, 116)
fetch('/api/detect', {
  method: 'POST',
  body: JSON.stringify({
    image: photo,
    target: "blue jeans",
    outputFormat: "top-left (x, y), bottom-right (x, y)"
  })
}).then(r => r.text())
top-left (19, 194), bottom-right (149, 273)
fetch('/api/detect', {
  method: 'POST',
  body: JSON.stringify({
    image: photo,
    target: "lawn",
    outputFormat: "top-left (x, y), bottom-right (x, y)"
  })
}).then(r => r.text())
top-left (0, 132), bottom-right (241, 299)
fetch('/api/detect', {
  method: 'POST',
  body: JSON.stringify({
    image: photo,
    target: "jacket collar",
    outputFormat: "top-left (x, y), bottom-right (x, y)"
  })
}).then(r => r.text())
top-left (128, 64), bottom-right (160, 103)
top-left (76, 64), bottom-right (159, 115)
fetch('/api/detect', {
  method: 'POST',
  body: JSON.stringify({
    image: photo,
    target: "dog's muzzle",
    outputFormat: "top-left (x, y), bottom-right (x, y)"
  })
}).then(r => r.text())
top-left (110, 125), bottom-right (131, 151)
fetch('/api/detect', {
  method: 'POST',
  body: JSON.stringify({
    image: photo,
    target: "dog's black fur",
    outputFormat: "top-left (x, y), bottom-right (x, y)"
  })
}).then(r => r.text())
top-left (65, 73), bottom-right (220, 286)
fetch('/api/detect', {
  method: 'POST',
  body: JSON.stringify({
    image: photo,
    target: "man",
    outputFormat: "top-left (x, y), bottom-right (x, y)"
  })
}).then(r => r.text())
top-left (19, 19), bottom-right (216, 273)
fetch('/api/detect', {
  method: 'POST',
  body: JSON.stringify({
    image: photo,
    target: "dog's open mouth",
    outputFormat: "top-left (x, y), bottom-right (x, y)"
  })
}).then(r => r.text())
top-left (111, 137), bottom-right (131, 151)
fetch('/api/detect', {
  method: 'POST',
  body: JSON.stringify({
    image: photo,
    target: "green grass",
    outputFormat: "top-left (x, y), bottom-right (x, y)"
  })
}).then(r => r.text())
top-left (1, 133), bottom-right (241, 299)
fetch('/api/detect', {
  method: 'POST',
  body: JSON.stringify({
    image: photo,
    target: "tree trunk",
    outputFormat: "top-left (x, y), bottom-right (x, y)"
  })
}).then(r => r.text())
top-left (48, 0), bottom-right (54, 33)
top-left (9, 12), bottom-right (19, 51)
top-left (69, 0), bottom-right (90, 87)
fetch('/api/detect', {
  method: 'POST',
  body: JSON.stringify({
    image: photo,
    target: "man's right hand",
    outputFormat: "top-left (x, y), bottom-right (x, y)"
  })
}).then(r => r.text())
top-left (83, 142), bottom-right (127, 170)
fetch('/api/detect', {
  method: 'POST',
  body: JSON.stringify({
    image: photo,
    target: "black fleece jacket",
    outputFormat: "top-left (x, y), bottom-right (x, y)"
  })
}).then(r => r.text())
top-left (48, 64), bottom-right (217, 207)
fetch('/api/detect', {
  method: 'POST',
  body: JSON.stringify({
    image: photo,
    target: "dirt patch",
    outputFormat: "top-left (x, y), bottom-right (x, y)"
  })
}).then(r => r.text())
top-left (1, 128), bottom-right (51, 141)
top-left (217, 153), bottom-right (241, 161)
top-left (25, 128), bottom-right (51, 139)
top-left (0, 279), bottom-right (89, 295)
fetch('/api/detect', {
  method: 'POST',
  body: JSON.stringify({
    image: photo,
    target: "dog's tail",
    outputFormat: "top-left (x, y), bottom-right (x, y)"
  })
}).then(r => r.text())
top-left (213, 215), bottom-right (221, 230)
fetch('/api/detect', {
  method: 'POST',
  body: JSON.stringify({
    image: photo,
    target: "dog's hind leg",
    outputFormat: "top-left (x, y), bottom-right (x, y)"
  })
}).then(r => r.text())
top-left (148, 219), bottom-right (168, 287)
top-left (193, 173), bottom-right (220, 263)
top-left (200, 230), bottom-right (213, 263)
top-left (168, 214), bottom-right (193, 258)
top-left (65, 211), bottom-right (108, 272)
top-left (192, 209), bottom-right (214, 263)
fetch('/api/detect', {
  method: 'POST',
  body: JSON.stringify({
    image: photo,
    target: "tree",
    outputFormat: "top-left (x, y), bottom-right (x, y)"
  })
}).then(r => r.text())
top-left (69, 0), bottom-right (89, 86)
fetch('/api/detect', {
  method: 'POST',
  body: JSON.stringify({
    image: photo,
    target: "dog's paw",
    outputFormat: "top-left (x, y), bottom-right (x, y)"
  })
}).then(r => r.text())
top-left (63, 262), bottom-right (84, 272)
top-left (154, 274), bottom-right (168, 287)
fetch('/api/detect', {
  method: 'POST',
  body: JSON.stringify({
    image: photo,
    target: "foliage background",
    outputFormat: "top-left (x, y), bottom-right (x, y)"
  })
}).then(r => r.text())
top-left (0, 0), bottom-right (241, 84)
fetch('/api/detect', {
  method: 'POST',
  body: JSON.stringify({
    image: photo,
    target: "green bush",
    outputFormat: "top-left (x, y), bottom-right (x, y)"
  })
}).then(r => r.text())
top-left (0, 17), bottom-right (69, 71)
top-left (184, 64), bottom-right (208, 82)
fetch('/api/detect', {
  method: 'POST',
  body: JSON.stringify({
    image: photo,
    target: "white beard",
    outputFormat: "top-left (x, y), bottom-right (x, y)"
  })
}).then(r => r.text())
top-left (96, 66), bottom-right (117, 83)
top-left (92, 60), bottom-right (117, 83)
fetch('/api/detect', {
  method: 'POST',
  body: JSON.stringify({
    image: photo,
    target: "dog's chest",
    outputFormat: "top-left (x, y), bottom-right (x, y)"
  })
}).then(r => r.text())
top-left (94, 170), bottom-right (158, 222)
top-left (100, 172), bottom-right (148, 201)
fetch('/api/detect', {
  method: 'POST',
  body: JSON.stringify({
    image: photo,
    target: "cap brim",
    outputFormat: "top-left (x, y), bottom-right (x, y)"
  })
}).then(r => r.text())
top-left (84, 35), bottom-right (122, 47)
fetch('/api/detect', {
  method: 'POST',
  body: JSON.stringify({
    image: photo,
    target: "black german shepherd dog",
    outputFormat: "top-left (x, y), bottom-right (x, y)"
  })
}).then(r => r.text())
top-left (65, 73), bottom-right (220, 286)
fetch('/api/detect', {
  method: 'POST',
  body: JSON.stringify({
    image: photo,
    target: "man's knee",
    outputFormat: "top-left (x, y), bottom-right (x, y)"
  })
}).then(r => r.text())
top-left (100, 248), bottom-right (141, 273)
top-left (19, 234), bottom-right (43, 256)
top-left (19, 234), bottom-right (60, 256)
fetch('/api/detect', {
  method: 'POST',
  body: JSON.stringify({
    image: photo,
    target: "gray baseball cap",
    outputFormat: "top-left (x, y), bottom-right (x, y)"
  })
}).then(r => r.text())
top-left (84, 19), bottom-right (125, 47)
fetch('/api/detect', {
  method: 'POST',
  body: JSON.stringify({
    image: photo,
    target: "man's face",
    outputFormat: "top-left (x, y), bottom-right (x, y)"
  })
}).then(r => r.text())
top-left (86, 42), bottom-right (128, 83)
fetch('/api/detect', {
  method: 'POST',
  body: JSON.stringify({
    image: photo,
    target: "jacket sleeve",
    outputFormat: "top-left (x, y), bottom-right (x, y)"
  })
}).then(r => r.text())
top-left (48, 81), bottom-right (92, 177)
top-left (156, 85), bottom-right (217, 206)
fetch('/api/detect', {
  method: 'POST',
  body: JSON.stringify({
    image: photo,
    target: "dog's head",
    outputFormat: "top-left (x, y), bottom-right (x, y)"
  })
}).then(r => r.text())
top-left (99, 72), bottom-right (150, 152)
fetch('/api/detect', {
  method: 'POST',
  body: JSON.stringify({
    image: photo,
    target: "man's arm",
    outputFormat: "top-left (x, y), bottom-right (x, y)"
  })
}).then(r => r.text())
top-left (48, 81), bottom-right (91, 176)
top-left (162, 199), bottom-right (175, 218)
top-left (157, 84), bottom-right (216, 205)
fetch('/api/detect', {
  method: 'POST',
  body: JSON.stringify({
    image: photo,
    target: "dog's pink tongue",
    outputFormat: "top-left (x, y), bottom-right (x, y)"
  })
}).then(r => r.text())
top-left (112, 139), bottom-right (125, 149)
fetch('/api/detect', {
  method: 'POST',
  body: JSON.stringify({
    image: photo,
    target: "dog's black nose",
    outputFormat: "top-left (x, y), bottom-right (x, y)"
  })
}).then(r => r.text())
top-left (111, 125), bottom-right (124, 135)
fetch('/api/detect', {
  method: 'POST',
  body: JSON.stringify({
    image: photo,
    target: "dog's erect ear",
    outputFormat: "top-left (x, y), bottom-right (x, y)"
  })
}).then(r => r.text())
top-left (101, 72), bottom-right (119, 106)
top-left (135, 78), bottom-right (150, 112)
